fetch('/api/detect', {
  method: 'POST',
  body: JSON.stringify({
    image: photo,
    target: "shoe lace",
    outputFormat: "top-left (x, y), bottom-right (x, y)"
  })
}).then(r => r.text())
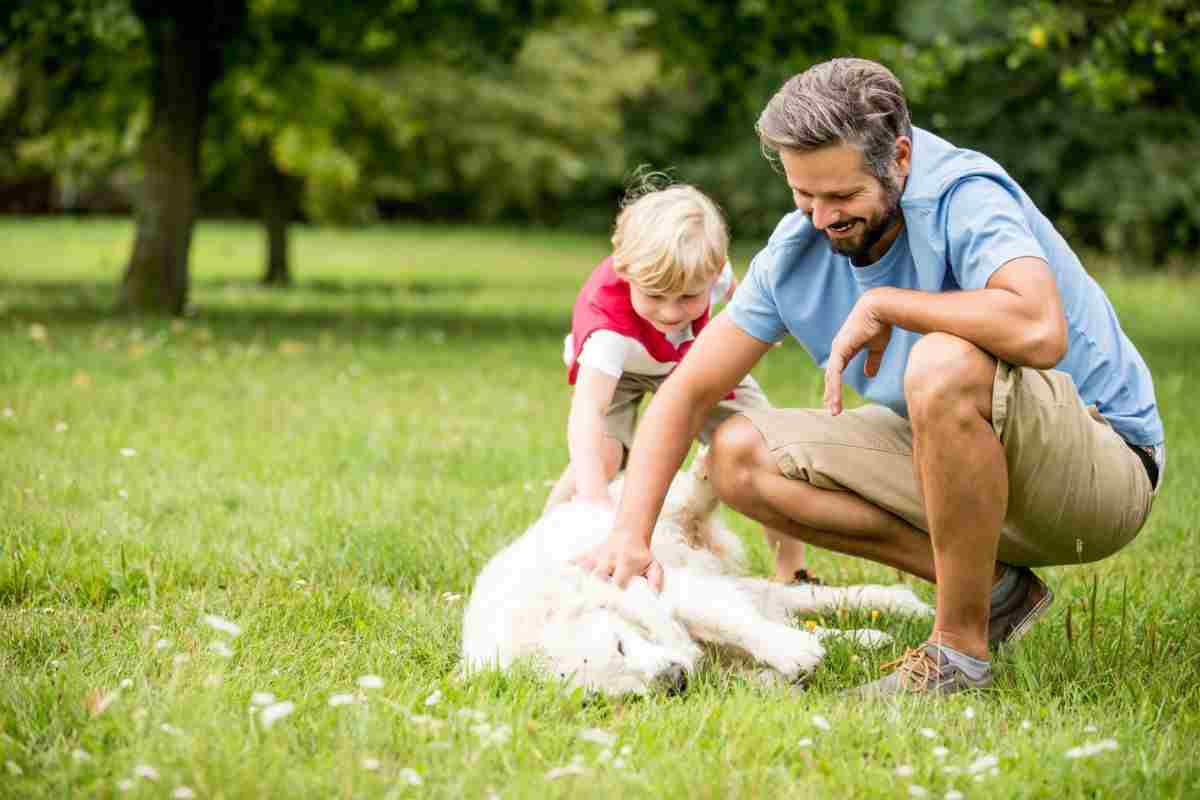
top-left (880, 647), bottom-right (946, 691)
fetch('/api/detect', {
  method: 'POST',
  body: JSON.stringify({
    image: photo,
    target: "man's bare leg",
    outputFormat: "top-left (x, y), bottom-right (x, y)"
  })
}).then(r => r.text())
top-left (904, 333), bottom-right (1005, 661)
top-left (766, 530), bottom-right (810, 583)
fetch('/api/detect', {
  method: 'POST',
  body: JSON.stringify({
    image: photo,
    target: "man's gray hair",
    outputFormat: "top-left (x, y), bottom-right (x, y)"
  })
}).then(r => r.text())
top-left (757, 58), bottom-right (912, 181)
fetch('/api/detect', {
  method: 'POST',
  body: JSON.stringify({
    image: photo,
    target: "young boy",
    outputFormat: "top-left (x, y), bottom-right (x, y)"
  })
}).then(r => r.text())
top-left (547, 182), bottom-right (813, 583)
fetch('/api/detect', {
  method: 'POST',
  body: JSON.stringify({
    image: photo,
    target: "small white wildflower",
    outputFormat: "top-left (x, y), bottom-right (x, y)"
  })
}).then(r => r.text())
top-left (945, 791), bottom-right (964, 800)
top-left (598, 749), bottom-right (613, 763)
top-left (356, 674), bottom-right (384, 690)
top-left (441, 592), bottom-right (463, 603)
top-left (328, 692), bottom-right (358, 707)
top-left (119, 678), bottom-right (133, 689)
top-left (963, 706), bottom-right (976, 720)
top-left (424, 689), bottom-right (442, 706)
top-left (55, 421), bottom-right (68, 433)
top-left (133, 764), bottom-right (160, 781)
top-left (613, 757), bottom-right (627, 769)
top-left (160, 723), bottom-right (183, 736)
top-left (173, 787), bottom-right (197, 799)
top-left (1021, 719), bottom-right (1033, 731)
top-left (202, 614), bottom-right (242, 637)
top-left (896, 765), bottom-right (914, 777)
top-left (545, 764), bottom-right (590, 780)
top-left (71, 749), bottom-right (91, 762)
top-left (932, 746), bottom-right (949, 759)
top-left (260, 701), bottom-right (295, 729)
top-left (251, 692), bottom-right (277, 706)
top-left (361, 757), bottom-right (381, 771)
top-left (620, 745), bottom-right (632, 756)
top-left (1064, 739), bottom-right (1119, 759)
top-left (967, 754), bottom-right (999, 774)
top-left (154, 638), bottom-right (171, 651)
top-left (1084, 724), bottom-right (1098, 734)
top-left (399, 768), bottom-right (423, 786)
top-left (798, 737), bottom-right (814, 747)
top-left (50, 659), bottom-right (63, 669)
top-left (118, 489), bottom-right (129, 499)
top-left (908, 785), bottom-right (928, 798)
top-left (5, 761), bottom-right (23, 776)
top-left (1, 408), bottom-right (12, 418)
top-left (578, 728), bottom-right (618, 747)
top-left (811, 714), bottom-right (831, 731)
top-left (116, 779), bottom-right (135, 792)
top-left (919, 728), bottom-right (937, 739)
top-left (208, 641), bottom-right (233, 658)
top-left (120, 448), bottom-right (137, 457)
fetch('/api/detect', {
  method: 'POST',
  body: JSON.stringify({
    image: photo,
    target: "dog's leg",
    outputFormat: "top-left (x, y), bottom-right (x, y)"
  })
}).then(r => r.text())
top-left (663, 570), bottom-right (825, 680)
top-left (740, 578), bottom-right (933, 620)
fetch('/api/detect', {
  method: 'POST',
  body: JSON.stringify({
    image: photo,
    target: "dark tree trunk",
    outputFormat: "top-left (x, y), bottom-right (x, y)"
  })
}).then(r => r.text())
top-left (120, 2), bottom-right (246, 315)
top-left (259, 146), bottom-right (300, 287)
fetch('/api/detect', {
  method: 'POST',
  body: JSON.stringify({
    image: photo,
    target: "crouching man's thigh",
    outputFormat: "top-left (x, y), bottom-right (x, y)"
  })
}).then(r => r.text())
top-left (709, 405), bottom-right (927, 532)
top-left (994, 363), bottom-right (1155, 566)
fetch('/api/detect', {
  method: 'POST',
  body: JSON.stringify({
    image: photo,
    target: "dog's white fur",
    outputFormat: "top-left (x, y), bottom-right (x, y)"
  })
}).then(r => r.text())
top-left (462, 459), bottom-right (932, 695)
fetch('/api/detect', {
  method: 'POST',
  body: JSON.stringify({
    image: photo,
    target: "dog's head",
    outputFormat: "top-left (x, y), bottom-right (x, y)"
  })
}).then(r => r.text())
top-left (536, 571), bottom-right (701, 696)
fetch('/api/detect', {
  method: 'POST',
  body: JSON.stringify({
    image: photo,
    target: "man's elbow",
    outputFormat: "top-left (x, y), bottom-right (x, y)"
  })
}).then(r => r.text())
top-left (1025, 316), bottom-right (1068, 369)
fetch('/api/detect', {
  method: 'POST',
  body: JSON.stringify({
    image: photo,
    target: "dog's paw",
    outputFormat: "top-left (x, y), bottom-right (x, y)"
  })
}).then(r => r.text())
top-left (760, 631), bottom-right (825, 679)
top-left (857, 585), bottom-right (934, 617)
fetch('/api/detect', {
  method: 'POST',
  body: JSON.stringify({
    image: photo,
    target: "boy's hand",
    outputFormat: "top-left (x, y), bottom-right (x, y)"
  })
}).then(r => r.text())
top-left (574, 532), bottom-right (663, 592)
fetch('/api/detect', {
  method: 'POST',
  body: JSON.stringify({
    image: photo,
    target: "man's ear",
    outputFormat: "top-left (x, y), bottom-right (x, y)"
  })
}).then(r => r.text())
top-left (892, 135), bottom-right (913, 181)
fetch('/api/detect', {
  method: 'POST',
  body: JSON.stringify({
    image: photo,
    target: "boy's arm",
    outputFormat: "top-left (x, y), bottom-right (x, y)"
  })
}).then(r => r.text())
top-left (567, 365), bottom-right (622, 505)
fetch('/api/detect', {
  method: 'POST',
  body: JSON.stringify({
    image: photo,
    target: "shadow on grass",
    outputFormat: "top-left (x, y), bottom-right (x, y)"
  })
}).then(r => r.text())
top-left (1, 279), bottom-right (569, 341)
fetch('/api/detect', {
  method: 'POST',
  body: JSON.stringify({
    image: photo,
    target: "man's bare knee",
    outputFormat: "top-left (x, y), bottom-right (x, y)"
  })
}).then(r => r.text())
top-left (904, 333), bottom-right (995, 424)
top-left (709, 416), bottom-right (773, 507)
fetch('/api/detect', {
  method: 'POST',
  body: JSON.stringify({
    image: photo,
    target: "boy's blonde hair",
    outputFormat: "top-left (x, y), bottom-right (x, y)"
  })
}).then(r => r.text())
top-left (611, 180), bottom-right (729, 295)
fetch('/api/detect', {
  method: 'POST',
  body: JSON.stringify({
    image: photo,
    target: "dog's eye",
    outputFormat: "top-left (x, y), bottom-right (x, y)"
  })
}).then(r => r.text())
top-left (616, 640), bottom-right (625, 656)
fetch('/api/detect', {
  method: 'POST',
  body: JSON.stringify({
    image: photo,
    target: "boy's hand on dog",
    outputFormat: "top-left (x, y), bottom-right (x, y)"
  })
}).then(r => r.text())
top-left (574, 533), bottom-right (664, 592)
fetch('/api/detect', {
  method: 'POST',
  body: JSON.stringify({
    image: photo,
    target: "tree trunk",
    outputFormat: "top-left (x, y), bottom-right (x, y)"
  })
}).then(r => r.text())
top-left (260, 146), bottom-right (299, 287)
top-left (120, 3), bottom-right (245, 315)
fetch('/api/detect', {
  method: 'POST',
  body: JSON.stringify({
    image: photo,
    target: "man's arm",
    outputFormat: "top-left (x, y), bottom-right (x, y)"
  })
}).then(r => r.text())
top-left (575, 315), bottom-right (773, 587)
top-left (824, 257), bottom-right (1067, 414)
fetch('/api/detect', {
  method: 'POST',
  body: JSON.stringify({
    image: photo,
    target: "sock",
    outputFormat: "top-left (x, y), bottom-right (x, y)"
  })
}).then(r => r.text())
top-left (990, 564), bottom-right (1020, 607)
top-left (931, 643), bottom-right (991, 680)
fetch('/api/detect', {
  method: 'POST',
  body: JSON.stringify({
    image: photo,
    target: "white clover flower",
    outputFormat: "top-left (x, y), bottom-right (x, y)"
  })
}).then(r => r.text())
top-left (2, 408), bottom-right (13, 418)
top-left (202, 614), bottom-right (242, 637)
top-left (154, 639), bottom-right (172, 651)
top-left (328, 692), bottom-right (359, 707)
top-left (120, 448), bottom-right (137, 457)
top-left (55, 421), bottom-right (68, 433)
top-left (967, 754), bottom-right (999, 774)
top-left (945, 791), bottom-right (964, 800)
top-left (1021, 719), bottom-right (1033, 731)
top-left (908, 785), bottom-right (928, 798)
top-left (1065, 739), bottom-right (1119, 759)
top-left (5, 761), bottom-right (23, 776)
top-left (811, 714), bottom-right (831, 731)
top-left (134, 764), bottom-right (160, 781)
top-left (361, 757), bottom-right (381, 771)
top-left (260, 701), bottom-right (295, 729)
top-left (545, 764), bottom-right (590, 780)
top-left (250, 692), bottom-right (277, 706)
top-left (399, 768), bottom-right (423, 786)
top-left (424, 689), bottom-right (442, 707)
top-left (116, 779), bottom-right (135, 792)
top-left (919, 728), bottom-right (937, 739)
top-left (1084, 724), bottom-right (1098, 733)
top-left (119, 678), bottom-right (133, 689)
top-left (173, 787), bottom-right (197, 799)
top-left (208, 641), bottom-right (234, 658)
top-left (896, 765), bottom-right (914, 777)
top-left (578, 728), bottom-right (617, 747)
top-left (963, 706), bottom-right (976, 720)
top-left (357, 674), bottom-right (384, 690)
top-left (798, 737), bottom-right (813, 748)
top-left (71, 749), bottom-right (91, 762)
top-left (932, 746), bottom-right (949, 759)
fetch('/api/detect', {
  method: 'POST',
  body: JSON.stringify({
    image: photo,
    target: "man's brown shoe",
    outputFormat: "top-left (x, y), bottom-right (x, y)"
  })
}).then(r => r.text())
top-left (988, 566), bottom-right (1053, 648)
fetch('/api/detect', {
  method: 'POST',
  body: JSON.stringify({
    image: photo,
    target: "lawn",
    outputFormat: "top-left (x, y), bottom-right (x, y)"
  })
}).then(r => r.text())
top-left (1, 216), bottom-right (1198, 798)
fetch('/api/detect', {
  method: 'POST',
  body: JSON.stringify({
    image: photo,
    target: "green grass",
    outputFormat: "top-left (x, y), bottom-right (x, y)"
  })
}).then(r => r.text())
top-left (1, 216), bottom-right (1199, 798)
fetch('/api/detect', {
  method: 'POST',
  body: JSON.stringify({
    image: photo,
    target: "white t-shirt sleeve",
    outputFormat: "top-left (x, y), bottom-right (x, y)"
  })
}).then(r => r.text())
top-left (709, 261), bottom-right (735, 307)
top-left (575, 330), bottom-right (634, 378)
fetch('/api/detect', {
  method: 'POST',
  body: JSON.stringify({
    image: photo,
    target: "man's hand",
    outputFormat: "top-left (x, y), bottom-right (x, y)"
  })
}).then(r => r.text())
top-left (573, 531), bottom-right (664, 591)
top-left (824, 290), bottom-right (893, 415)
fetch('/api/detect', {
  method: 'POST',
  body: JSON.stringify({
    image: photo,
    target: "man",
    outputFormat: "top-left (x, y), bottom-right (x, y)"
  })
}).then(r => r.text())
top-left (577, 57), bottom-right (1164, 695)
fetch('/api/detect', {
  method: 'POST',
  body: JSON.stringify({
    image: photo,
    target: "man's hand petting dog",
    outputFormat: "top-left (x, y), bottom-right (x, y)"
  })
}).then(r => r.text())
top-left (574, 531), bottom-right (664, 592)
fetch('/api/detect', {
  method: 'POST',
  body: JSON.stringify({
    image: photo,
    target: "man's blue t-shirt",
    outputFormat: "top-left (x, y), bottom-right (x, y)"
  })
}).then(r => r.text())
top-left (726, 129), bottom-right (1163, 447)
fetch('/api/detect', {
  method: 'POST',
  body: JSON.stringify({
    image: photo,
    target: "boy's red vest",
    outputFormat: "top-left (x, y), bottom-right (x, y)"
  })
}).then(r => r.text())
top-left (567, 257), bottom-right (710, 385)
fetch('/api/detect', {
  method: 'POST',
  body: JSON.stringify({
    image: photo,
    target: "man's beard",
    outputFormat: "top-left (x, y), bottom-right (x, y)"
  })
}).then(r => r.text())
top-left (826, 177), bottom-right (904, 266)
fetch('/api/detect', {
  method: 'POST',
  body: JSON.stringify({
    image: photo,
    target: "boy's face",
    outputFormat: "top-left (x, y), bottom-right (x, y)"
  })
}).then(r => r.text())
top-left (629, 282), bottom-right (712, 336)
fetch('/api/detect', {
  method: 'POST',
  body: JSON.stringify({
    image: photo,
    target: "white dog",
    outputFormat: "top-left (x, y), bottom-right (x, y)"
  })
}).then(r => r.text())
top-left (462, 458), bottom-right (932, 695)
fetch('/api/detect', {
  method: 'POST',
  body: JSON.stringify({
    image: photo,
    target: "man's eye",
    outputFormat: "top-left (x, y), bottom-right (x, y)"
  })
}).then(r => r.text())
top-left (616, 640), bottom-right (625, 656)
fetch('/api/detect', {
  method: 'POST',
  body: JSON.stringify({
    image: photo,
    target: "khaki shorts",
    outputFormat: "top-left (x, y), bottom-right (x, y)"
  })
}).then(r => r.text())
top-left (740, 363), bottom-right (1158, 567)
top-left (606, 373), bottom-right (769, 453)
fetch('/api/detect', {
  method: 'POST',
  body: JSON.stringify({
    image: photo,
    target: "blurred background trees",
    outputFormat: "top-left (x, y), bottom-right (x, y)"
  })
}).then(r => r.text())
top-left (2, 0), bottom-right (1197, 313)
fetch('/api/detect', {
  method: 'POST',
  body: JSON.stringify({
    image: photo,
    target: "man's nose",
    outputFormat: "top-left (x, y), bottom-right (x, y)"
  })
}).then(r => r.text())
top-left (810, 199), bottom-right (836, 230)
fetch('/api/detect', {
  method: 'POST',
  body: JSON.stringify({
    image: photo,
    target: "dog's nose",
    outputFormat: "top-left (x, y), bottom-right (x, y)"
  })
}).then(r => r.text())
top-left (661, 663), bottom-right (688, 694)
